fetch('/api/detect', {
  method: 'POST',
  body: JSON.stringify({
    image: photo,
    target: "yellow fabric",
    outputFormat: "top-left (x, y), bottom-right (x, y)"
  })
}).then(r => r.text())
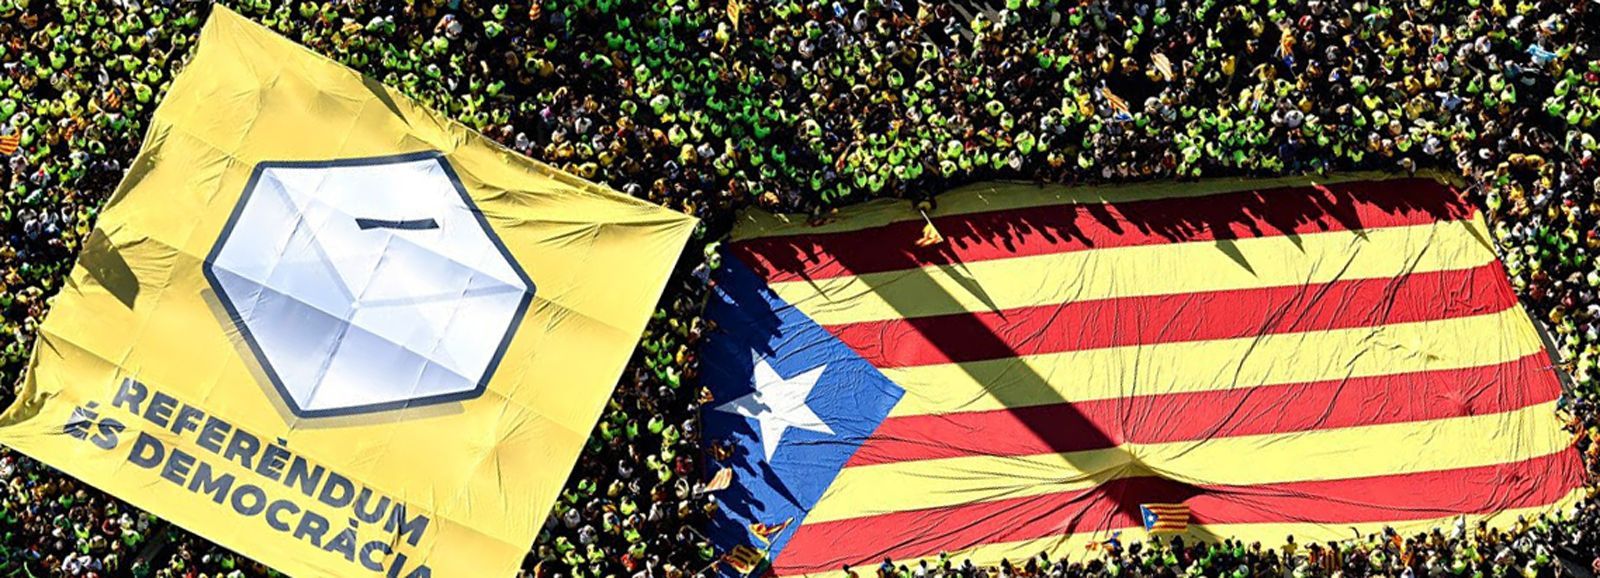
top-left (808, 400), bottom-right (1567, 524)
top-left (765, 219), bottom-right (1494, 326)
top-left (884, 306), bottom-right (1541, 417)
top-left (723, 174), bottom-right (1573, 572)
top-left (0, 7), bottom-right (695, 578)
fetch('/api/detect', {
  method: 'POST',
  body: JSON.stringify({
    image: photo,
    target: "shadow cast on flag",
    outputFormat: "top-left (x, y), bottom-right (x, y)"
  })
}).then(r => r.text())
top-left (701, 176), bottom-right (1582, 575)
top-left (702, 257), bottom-right (905, 568)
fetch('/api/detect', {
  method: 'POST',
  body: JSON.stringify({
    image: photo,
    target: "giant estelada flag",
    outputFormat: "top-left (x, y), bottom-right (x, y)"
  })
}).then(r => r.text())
top-left (701, 176), bottom-right (1583, 575)
top-left (0, 6), bottom-right (695, 578)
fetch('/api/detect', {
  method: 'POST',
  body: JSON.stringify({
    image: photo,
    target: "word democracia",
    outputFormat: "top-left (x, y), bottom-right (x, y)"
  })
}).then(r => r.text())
top-left (65, 377), bottom-right (435, 578)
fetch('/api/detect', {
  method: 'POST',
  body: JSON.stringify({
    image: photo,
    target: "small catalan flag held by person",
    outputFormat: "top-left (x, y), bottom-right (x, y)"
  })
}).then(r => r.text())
top-left (724, 545), bottom-right (766, 575)
top-left (1100, 85), bottom-right (1131, 119)
top-left (1085, 530), bottom-right (1123, 552)
top-left (915, 209), bottom-right (945, 247)
top-left (1150, 53), bottom-right (1175, 82)
top-left (701, 467), bottom-right (735, 494)
top-left (1140, 503), bottom-right (1191, 533)
top-left (750, 518), bottom-right (793, 544)
top-left (0, 133), bottom-right (19, 156)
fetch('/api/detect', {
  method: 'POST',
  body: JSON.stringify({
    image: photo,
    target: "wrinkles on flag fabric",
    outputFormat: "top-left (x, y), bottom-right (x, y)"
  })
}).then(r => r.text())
top-left (873, 306), bottom-right (1543, 418)
top-left (701, 258), bottom-right (904, 569)
top-left (778, 454), bottom-right (1585, 575)
top-left (770, 488), bottom-right (1591, 578)
top-left (0, 7), bottom-right (698, 578)
top-left (849, 352), bottom-right (1558, 466)
top-left (757, 219), bottom-right (1493, 327)
top-left (826, 261), bottom-right (1515, 369)
top-left (805, 400), bottom-right (1570, 524)
top-left (706, 176), bottom-right (1580, 575)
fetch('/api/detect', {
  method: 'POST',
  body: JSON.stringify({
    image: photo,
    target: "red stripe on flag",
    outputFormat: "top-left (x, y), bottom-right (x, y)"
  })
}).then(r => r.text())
top-left (827, 263), bottom-right (1515, 368)
top-left (776, 450), bottom-right (1583, 575)
top-left (846, 352), bottom-right (1560, 466)
top-left (730, 179), bottom-right (1472, 284)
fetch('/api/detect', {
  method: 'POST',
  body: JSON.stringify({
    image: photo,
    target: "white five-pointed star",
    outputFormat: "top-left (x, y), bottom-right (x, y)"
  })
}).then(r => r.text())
top-left (715, 355), bottom-right (834, 461)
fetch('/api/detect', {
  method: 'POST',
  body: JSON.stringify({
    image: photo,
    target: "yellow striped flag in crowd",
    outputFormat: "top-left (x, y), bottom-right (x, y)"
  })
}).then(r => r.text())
top-left (704, 467), bottom-right (736, 493)
top-left (697, 176), bottom-right (1582, 576)
top-left (751, 518), bottom-right (794, 544)
top-left (1150, 53), bottom-right (1175, 81)
top-left (725, 545), bottom-right (767, 574)
top-left (1100, 86), bottom-right (1131, 118)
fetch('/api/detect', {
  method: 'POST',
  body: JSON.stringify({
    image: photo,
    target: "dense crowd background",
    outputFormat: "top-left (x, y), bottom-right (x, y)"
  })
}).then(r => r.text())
top-left (2, 0), bottom-right (1600, 576)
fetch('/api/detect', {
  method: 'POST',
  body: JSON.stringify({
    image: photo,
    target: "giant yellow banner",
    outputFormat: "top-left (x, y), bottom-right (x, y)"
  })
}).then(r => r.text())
top-left (0, 6), bottom-right (696, 577)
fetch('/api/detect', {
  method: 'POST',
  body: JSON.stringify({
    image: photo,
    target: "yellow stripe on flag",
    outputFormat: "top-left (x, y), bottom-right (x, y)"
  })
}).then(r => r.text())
top-left (1144, 505), bottom-right (1189, 513)
top-left (806, 400), bottom-right (1567, 524)
top-left (807, 446), bottom-right (1128, 524)
top-left (883, 306), bottom-right (1542, 417)
top-left (767, 219), bottom-right (1494, 326)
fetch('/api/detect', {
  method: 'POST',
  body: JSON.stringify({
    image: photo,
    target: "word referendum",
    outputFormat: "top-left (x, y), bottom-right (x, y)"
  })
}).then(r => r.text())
top-left (83, 377), bottom-right (436, 577)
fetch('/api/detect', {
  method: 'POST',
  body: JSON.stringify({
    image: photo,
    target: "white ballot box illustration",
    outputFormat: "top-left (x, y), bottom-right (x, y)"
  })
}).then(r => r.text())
top-left (205, 152), bottom-right (535, 417)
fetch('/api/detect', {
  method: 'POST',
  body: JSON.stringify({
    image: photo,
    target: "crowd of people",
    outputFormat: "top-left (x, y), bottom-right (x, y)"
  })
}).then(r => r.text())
top-left (1, 0), bottom-right (1600, 576)
top-left (869, 506), bottom-right (1600, 578)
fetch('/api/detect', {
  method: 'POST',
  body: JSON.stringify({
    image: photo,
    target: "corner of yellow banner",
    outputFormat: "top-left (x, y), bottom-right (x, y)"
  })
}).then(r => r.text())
top-left (0, 5), bottom-right (695, 578)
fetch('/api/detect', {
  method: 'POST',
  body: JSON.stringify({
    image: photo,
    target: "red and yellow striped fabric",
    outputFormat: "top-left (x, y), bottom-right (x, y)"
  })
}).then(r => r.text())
top-left (722, 176), bottom-right (1583, 576)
